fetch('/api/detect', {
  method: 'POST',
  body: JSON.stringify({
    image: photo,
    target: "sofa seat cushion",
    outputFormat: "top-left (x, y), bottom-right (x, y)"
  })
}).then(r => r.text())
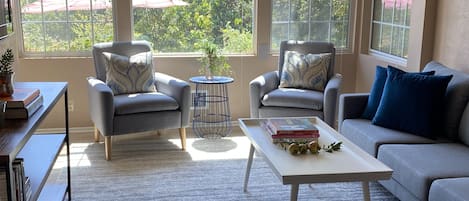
top-left (261, 88), bottom-right (323, 110)
top-left (341, 119), bottom-right (435, 157)
top-left (114, 92), bottom-right (179, 115)
top-left (378, 143), bottom-right (469, 201)
top-left (429, 177), bottom-right (469, 201)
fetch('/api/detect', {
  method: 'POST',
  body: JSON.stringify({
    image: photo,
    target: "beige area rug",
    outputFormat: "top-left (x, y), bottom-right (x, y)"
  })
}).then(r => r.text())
top-left (48, 128), bottom-right (398, 201)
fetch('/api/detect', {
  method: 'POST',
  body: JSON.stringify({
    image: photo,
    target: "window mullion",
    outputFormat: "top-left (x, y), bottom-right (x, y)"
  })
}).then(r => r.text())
top-left (328, 0), bottom-right (332, 42)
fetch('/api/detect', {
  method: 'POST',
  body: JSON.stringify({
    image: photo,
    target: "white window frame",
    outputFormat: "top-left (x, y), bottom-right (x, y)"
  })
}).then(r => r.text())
top-left (131, 1), bottom-right (257, 56)
top-left (369, 0), bottom-right (410, 61)
top-left (13, 0), bottom-right (114, 57)
top-left (270, 0), bottom-right (356, 54)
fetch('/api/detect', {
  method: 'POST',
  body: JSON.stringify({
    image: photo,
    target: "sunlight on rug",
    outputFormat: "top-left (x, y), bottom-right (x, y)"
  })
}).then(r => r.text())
top-left (46, 130), bottom-right (398, 201)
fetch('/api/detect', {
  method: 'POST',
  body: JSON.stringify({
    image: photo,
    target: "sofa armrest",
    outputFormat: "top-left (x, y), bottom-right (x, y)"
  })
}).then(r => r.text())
top-left (249, 71), bottom-right (279, 118)
top-left (154, 72), bottom-right (191, 127)
top-left (86, 77), bottom-right (114, 135)
top-left (323, 73), bottom-right (343, 127)
top-left (338, 93), bottom-right (369, 131)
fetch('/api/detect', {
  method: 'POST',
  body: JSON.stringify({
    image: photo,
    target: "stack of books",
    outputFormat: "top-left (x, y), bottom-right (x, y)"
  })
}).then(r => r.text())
top-left (1, 88), bottom-right (43, 119)
top-left (0, 158), bottom-right (32, 201)
top-left (260, 118), bottom-right (320, 143)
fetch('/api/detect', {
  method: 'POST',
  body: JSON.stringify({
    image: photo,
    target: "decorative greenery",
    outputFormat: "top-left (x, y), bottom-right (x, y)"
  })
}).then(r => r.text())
top-left (279, 140), bottom-right (342, 155)
top-left (322, 141), bottom-right (343, 153)
top-left (197, 39), bottom-right (232, 77)
top-left (0, 49), bottom-right (14, 74)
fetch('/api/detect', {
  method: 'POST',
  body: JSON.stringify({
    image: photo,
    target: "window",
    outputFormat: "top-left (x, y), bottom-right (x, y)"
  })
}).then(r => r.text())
top-left (19, 0), bottom-right (113, 56)
top-left (271, 0), bottom-right (354, 52)
top-left (370, 0), bottom-right (411, 59)
top-left (132, 0), bottom-right (254, 54)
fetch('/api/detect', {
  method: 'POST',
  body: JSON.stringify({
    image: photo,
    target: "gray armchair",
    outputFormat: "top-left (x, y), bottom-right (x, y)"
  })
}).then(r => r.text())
top-left (249, 40), bottom-right (342, 127)
top-left (87, 41), bottom-right (191, 160)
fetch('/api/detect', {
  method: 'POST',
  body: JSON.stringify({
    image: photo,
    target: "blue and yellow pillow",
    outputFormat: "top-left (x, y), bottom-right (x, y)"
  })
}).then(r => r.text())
top-left (103, 51), bottom-right (157, 95)
top-left (279, 51), bottom-right (331, 91)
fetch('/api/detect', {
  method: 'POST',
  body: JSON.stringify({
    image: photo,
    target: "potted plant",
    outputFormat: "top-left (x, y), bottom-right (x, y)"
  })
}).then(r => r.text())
top-left (0, 48), bottom-right (15, 97)
top-left (198, 40), bottom-right (231, 80)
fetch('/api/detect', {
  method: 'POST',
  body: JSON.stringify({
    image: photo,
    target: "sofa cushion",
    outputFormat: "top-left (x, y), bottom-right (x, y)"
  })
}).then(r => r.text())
top-left (103, 51), bottom-right (157, 95)
top-left (113, 92), bottom-right (179, 115)
top-left (341, 119), bottom-right (434, 157)
top-left (423, 61), bottom-right (469, 140)
top-left (261, 88), bottom-right (323, 110)
top-left (429, 177), bottom-right (469, 201)
top-left (279, 51), bottom-right (331, 91)
top-left (361, 66), bottom-right (434, 120)
top-left (378, 143), bottom-right (469, 201)
top-left (372, 66), bottom-right (452, 138)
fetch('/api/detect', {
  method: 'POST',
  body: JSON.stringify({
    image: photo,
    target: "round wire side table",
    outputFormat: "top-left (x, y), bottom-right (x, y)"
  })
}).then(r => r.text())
top-left (190, 76), bottom-right (234, 138)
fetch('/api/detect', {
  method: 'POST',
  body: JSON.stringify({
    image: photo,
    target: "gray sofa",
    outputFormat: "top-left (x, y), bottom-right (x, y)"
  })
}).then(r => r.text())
top-left (338, 61), bottom-right (469, 201)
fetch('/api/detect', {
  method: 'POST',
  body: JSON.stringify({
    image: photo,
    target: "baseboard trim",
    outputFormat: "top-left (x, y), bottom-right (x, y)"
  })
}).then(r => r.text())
top-left (36, 121), bottom-right (241, 134)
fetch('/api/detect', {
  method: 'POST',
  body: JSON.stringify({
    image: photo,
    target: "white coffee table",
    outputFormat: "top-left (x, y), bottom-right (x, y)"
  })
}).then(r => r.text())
top-left (238, 117), bottom-right (393, 201)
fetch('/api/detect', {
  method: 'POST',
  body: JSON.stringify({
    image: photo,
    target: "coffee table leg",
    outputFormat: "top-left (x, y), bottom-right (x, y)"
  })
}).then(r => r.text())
top-left (243, 144), bottom-right (255, 192)
top-left (290, 184), bottom-right (299, 201)
top-left (362, 181), bottom-right (370, 201)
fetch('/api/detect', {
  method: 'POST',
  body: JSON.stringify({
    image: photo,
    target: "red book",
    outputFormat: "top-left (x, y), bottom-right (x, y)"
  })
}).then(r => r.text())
top-left (266, 118), bottom-right (319, 135)
top-left (1, 88), bottom-right (41, 109)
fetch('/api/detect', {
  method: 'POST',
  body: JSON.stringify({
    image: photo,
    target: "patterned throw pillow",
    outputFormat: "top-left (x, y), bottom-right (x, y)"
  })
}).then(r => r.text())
top-left (103, 51), bottom-right (157, 95)
top-left (279, 51), bottom-right (331, 91)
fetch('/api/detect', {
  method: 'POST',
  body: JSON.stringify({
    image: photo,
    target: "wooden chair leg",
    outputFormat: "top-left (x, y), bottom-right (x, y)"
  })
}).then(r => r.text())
top-left (94, 127), bottom-right (100, 142)
top-left (105, 136), bottom-right (112, 160)
top-left (179, 128), bottom-right (186, 151)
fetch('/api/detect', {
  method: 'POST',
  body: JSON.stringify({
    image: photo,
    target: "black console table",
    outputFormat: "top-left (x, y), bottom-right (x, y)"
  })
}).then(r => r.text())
top-left (0, 82), bottom-right (70, 201)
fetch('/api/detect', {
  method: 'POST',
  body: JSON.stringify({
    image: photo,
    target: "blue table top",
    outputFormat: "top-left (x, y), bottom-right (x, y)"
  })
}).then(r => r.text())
top-left (189, 76), bottom-right (234, 84)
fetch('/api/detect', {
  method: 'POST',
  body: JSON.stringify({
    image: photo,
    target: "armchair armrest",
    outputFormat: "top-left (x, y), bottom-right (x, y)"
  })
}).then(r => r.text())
top-left (338, 93), bottom-right (369, 132)
top-left (154, 72), bottom-right (191, 127)
top-left (86, 77), bottom-right (114, 135)
top-left (323, 73), bottom-right (343, 127)
top-left (249, 71), bottom-right (279, 118)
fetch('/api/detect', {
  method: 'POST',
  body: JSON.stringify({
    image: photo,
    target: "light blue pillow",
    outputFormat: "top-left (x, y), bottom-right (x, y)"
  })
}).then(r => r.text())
top-left (372, 66), bottom-right (452, 138)
top-left (103, 51), bottom-right (156, 95)
top-left (279, 51), bottom-right (331, 91)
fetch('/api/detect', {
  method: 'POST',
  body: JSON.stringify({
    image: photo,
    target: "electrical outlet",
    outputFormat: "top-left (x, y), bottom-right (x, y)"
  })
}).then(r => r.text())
top-left (68, 100), bottom-right (74, 112)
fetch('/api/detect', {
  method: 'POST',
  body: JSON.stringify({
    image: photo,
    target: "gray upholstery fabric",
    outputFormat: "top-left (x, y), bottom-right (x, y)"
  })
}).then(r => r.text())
top-left (338, 93), bottom-right (369, 131)
top-left (378, 144), bottom-right (469, 201)
top-left (261, 88), bottom-right (323, 110)
top-left (341, 119), bottom-right (435, 156)
top-left (429, 177), bottom-right (469, 201)
top-left (460, 103), bottom-right (469, 146)
top-left (379, 179), bottom-right (420, 201)
top-left (249, 40), bottom-right (341, 127)
top-left (113, 92), bottom-right (179, 115)
top-left (88, 41), bottom-right (191, 136)
top-left (423, 61), bottom-right (469, 140)
top-left (258, 106), bottom-right (324, 119)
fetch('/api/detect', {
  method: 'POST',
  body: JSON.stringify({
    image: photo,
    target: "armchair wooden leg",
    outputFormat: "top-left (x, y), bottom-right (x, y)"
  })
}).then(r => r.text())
top-left (94, 127), bottom-right (100, 142)
top-left (179, 128), bottom-right (187, 151)
top-left (105, 136), bottom-right (112, 160)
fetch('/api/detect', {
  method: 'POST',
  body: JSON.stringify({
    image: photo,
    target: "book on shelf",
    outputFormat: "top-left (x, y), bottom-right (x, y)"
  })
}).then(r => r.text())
top-left (0, 88), bottom-right (40, 109)
top-left (5, 95), bottom-right (43, 119)
top-left (0, 168), bottom-right (6, 201)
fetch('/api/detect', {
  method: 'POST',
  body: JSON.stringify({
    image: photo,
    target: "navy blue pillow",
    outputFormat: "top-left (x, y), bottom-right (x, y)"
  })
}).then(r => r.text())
top-left (372, 66), bottom-right (452, 138)
top-left (361, 66), bottom-right (387, 119)
top-left (361, 66), bottom-right (435, 120)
